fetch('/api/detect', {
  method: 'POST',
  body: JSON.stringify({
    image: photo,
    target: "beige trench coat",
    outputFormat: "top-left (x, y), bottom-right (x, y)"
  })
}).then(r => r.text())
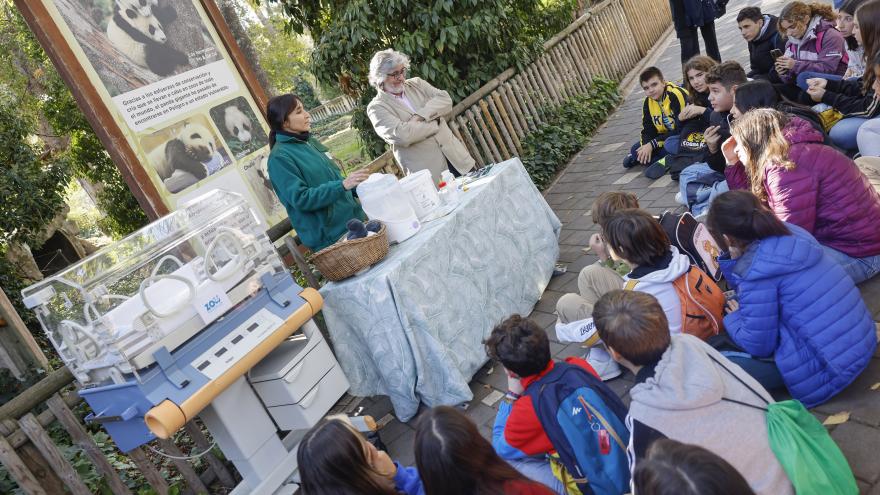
top-left (367, 77), bottom-right (475, 180)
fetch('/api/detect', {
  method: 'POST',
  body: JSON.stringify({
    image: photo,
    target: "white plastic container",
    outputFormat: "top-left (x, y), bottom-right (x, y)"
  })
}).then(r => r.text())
top-left (399, 169), bottom-right (441, 221)
top-left (356, 173), bottom-right (420, 244)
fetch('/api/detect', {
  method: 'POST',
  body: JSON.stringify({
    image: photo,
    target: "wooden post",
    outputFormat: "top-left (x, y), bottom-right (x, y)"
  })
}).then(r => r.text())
top-left (18, 413), bottom-right (92, 495)
top-left (0, 289), bottom-right (48, 374)
top-left (183, 421), bottom-right (236, 489)
top-left (0, 434), bottom-right (47, 495)
top-left (127, 447), bottom-right (171, 495)
top-left (155, 438), bottom-right (210, 494)
top-left (45, 394), bottom-right (133, 495)
top-left (0, 367), bottom-right (74, 422)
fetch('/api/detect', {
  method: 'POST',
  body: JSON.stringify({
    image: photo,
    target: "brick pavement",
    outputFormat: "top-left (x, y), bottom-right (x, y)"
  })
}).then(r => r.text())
top-left (359, 0), bottom-right (880, 490)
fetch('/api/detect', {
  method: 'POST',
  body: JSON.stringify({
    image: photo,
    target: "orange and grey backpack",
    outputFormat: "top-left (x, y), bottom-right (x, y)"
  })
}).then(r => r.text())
top-left (624, 266), bottom-right (725, 341)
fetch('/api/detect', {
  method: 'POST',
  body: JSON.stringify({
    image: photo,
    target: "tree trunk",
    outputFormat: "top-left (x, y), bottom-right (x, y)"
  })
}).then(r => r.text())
top-left (216, 0), bottom-right (275, 95)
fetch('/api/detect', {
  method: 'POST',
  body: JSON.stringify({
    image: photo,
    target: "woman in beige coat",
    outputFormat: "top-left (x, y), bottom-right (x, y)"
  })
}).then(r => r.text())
top-left (366, 49), bottom-right (475, 181)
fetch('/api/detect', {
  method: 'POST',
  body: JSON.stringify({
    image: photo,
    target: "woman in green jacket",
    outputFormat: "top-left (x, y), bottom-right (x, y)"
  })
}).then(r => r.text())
top-left (266, 94), bottom-right (370, 251)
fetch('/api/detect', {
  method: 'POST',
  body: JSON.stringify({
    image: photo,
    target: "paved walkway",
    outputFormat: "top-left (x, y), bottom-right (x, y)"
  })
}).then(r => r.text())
top-left (360, 0), bottom-right (880, 491)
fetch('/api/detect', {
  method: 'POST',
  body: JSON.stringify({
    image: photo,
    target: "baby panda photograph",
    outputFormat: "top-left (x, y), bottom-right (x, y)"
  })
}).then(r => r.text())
top-left (241, 154), bottom-right (285, 218)
top-left (142, 115), bottom-right (232, 194)
top-left (209, 97), bottom-right (269, 160)
top-left (52, 0), bottom-right (222, 96)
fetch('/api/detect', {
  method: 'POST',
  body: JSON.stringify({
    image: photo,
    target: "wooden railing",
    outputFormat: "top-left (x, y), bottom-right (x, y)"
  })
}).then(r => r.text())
top-left (308, 95), bottom-right (357, 122)
top-left (444, 0), bottom-right (671, 167)
top-left (0, 1), bottom-right (672, 492)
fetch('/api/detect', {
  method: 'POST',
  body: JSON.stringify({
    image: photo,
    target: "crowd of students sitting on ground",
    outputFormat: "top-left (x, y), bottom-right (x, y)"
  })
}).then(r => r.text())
top-left (293, 1), bottom-right (880, 494)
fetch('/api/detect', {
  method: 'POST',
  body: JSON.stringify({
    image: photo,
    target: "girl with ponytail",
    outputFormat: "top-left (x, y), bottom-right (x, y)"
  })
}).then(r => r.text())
top-left (265, 94), bottom-right (370, 251)
top-left (724, 108), bottom-right (880, 283)
top-left (706, 190), bottom-right (876, 407)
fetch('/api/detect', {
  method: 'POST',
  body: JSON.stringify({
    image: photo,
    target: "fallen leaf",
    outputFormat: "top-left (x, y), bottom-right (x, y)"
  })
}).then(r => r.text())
top-left (823, 411), bottom-right (851, 426)
top-left (871, 383), bottom-right (880, 391)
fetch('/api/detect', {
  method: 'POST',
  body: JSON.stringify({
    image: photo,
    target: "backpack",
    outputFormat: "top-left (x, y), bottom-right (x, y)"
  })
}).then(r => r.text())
top-left (659, 211), bottom-right (723, 281)
top-left (524, 362), bottom-right (630, 495)
top-left (708, 354), bottom-right (859, 495)
top-left (625, 265), bottom-right (725, 341)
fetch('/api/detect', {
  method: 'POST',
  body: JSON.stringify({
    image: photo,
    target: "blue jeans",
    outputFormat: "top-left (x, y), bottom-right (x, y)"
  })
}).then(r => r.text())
top-left (627, 134), bottom-right (681, 165)
top-left (830, 117), bottom-right (871, 152)
top-left (857, 119), bottom-right (880, 157)
top-left (507, 457), bottom-right (567, 495)
top-left (722, 351), bottom-right (786, 390)
top-left (820, 244), bottom-right (880, 284)
top-left (796, 71), bottom-right (844, 92)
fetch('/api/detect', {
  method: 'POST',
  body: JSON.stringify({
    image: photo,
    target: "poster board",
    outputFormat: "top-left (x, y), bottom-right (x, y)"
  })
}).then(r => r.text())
top-left (16, 0), bottom-right (285, 228)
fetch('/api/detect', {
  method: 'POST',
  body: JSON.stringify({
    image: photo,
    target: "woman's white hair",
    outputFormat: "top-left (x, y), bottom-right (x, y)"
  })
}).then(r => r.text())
top-left (368, 49), bottom-right (411, 89)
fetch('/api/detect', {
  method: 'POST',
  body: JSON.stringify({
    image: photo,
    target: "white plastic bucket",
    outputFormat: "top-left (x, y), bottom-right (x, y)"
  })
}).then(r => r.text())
top-left (399, 169), bottom-right (440, 221)
top-left (356, 174), bottom-right (420, 243)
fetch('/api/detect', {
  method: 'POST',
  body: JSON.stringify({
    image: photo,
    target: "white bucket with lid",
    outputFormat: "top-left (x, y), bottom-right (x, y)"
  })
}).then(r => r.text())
top-left (356, 173), bottom-right (420, 244)
top-left (399, 169), bottom-right (441, 221)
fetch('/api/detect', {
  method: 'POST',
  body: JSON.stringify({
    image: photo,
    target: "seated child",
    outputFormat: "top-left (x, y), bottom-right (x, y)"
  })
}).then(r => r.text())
top-left (737, 7), bottom-right (785, 80)
top-left (703, 61), bottom-right (748, 172)
top-left (298, 417), bottom-right (425, 495)
top-left (622, 67), bottom-right (688, 175)
top-left (415, 406), bottom-right (554, 495)
top-left (706, 190), bottom-right (877, 407)
top-left (487, 315), bottom-right (629, 495)
top-left (592, 290), bottom-right (793, 495)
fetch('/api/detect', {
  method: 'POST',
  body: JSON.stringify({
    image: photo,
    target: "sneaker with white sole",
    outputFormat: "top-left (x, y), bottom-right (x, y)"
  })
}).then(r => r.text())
top-left (585, 347), bottom-right (622, 381)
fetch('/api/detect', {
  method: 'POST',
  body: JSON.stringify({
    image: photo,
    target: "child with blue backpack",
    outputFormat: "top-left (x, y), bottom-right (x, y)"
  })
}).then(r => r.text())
top-left (486, 315), bottom-right (630, 495)
top-left (592, 289), bottom-right (793, 495)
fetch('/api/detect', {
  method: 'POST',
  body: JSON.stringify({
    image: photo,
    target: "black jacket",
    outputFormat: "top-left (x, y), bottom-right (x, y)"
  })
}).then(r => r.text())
top-left (670, 0), bottom-right (715, 34)
top-left (748, 15), bottom-right (785, 78)
top-left (822, 77), bottom-right (880, 117)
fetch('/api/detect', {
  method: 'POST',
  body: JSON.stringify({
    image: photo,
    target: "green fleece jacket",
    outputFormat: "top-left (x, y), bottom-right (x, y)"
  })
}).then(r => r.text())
top-left (267, 134), bottom-right (365, 251)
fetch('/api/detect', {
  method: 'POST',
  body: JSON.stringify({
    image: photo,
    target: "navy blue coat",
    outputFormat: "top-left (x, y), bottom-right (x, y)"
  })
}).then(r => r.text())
top-left (720, 223), bottom-right (876, 408)
top-left (669, 0), bottom-right (715, 33)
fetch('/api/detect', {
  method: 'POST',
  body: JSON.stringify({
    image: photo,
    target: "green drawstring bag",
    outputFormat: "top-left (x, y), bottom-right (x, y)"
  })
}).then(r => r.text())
top-left (708, 354), bottom-right (858, 495)
top-left (765, 400), bottom-right (858, 495)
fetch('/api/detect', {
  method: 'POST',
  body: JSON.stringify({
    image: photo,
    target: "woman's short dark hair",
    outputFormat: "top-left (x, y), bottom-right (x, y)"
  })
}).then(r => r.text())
top-left (484, 315), bottom-right (550, 378)
top-left (415, 406), bottom-right (533, 495)
top-left (593, 290), bottom-right (670, 366)
top-left (297, 419), bottom-right (398, 495)
top-left (706, 190), bottom-right (790, 251)
top-left (633, 439), bottom-right (756, 495)
top-left (737, 6), bottom-right (764, 23)
top-left (266, 93), bottom-right (302, 148)
top-left (603, 209), bottom-right (670, 267)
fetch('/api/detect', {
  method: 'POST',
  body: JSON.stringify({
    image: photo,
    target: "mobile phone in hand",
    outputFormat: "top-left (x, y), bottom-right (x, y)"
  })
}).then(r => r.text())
top-left (770, 49), bottom-right (783, 60)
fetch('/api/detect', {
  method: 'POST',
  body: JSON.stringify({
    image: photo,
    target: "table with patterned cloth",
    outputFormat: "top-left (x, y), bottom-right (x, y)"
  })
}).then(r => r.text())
top-left (319, 158), bottom-right (561, 421)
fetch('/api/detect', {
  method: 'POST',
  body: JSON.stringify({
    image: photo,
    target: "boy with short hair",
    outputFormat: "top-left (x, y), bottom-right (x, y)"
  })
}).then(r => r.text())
top-left (593, 290), bottom-right (794, 495)
top-left (488, 315), bottom-right (629, 494)
top-left (703, 61), bottom-right (748, 172)
top-left (623, 67), bottom-right (688, 176)
top-left (737, 7), bottom-right (785, 80)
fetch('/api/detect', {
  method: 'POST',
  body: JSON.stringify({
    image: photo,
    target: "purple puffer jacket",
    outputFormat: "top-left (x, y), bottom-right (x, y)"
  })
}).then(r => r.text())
top-left (727, 116), bottom-right (880, 258)
top-left (779, 16), bottom-right (848, 83)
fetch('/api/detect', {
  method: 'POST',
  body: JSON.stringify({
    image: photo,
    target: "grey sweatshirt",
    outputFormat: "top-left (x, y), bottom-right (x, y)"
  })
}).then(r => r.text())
top-left (627, 334), bottom-right (794, 495)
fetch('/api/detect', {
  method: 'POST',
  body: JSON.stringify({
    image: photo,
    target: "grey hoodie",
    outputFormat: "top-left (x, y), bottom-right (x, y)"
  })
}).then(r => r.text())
top-left (623, 247), bottom-right (690, 334)
top-left (627, 335), bottom-right (793, 495)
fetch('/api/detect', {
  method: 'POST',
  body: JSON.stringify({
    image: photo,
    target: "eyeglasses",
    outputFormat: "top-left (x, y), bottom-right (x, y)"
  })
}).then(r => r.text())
top-left (387, 68), bottom-right (408, 79)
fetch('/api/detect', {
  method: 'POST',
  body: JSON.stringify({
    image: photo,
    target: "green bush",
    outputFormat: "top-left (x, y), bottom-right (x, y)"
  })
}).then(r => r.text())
top-left (521, 78), bottom-right (620, 189)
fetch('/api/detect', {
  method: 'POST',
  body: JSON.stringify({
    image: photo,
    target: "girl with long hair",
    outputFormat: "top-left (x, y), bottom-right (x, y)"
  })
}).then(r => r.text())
top-left (297, 418), bottom-right (423, 495)
top-left (731, 79), bottom-right (826, 137)
top-left (706, 190), bottom-right (876, 407)
top-left (804, 0), bottom-right (880, 152)
top-left (265, 94), bottom-right (369, 252)
top-left (415, 406), bottom-right (554, 495)
top-left (775, 2), bottom-right (847, 84)
top-left (723, 108), bottom-right (880, 283)
top-left (680, 55), bottom-right (718, 119)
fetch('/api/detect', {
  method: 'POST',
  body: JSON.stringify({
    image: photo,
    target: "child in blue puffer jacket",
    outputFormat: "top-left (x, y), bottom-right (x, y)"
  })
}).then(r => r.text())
top-left (706, 190), bottom-right (876, 408)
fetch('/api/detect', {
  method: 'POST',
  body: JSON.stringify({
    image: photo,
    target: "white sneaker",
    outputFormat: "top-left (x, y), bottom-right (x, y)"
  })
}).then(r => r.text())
top-left (585, 347), bottom-right (622, 381)
top-left (674, 191), bottom-right (686, 206)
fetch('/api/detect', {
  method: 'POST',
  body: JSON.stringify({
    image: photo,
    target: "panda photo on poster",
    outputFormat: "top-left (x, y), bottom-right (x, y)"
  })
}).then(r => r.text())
top-left (52, 0), bottom-right (222, 97)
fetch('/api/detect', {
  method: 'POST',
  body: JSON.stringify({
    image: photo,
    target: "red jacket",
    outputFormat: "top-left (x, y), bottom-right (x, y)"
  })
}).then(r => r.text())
top-left (502, 358), bottom-right (599, 456)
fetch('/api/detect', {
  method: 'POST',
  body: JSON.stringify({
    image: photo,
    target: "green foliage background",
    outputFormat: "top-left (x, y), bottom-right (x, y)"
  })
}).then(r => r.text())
top-left (270, 0), bottom-right (579, 157)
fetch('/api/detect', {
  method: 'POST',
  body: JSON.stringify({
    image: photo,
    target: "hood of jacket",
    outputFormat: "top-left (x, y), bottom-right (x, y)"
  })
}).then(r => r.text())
top-left (629, 246), bottom-right (691, 284)
top-left (719, 223), bottom-right (823, 286)
top-left (630, 335), bottom-right (725, 410)
top-left (755, 15), bottom-right (778, 43)
top-left (783, 115), bottom-right (825, 145)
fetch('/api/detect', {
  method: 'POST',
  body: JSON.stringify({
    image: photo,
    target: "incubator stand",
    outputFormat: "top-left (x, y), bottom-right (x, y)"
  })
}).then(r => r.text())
top-left (22, 190), bottom-right (349, 494)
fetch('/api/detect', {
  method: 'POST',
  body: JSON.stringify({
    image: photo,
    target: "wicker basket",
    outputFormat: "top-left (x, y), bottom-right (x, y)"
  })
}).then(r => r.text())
top-left (311, 225), bottom-right (389, 281)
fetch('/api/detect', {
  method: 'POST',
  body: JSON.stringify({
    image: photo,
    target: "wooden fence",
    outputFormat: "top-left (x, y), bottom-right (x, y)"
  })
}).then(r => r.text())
top-left (0, 1), bottom-right (671, 493)
top-left (308, 95), bottom-right (357, 122)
